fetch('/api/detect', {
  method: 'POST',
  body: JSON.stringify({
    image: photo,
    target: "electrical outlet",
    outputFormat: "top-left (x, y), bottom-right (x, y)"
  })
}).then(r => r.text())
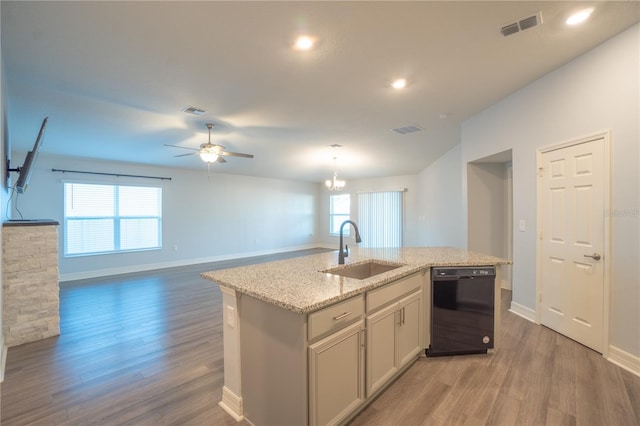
top-left (519, 219), bottom-right (526, 232)
top-left (172, 244), bottom-right (178, 251)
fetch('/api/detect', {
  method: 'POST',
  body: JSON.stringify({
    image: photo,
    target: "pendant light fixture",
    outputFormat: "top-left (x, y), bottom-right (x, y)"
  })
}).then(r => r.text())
top-left (325, 156), bottom-right (346, 190)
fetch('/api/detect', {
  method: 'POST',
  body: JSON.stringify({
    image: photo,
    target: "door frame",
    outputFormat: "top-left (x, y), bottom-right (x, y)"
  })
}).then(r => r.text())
top-left (535, 130), bottom-right (612, 357)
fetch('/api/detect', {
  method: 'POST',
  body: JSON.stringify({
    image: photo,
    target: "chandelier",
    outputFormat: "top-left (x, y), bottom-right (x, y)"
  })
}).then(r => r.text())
top-left (325, 157), bottom-right (346, 190)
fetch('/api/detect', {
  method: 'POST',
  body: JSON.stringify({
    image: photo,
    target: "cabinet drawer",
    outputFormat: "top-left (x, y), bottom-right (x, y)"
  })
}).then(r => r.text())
top-left (367, 272), bottom-right (422, 313)
top-left (308, 295), bottom-right (365, 341)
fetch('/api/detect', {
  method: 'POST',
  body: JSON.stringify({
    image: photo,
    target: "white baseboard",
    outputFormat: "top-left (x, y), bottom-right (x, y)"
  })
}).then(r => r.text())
top-left (219, 386), bottom-right (244, 421)
top-left (60, 244), bottom-right (328, 282)
top-left (607, 345), bottom-right (640, 378)
top-left (509, 301), bottom-right (537, 323)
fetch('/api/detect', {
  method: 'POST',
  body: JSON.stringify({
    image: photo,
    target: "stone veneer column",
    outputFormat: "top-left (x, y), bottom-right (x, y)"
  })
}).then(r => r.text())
top-left (2, 220), bottom-right (60, 347)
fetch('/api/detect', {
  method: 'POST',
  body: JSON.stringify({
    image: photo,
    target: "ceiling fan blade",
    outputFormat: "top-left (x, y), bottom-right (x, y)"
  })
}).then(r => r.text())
top-left (216, 156), bottom-right (227, 163)
top-left (164, 144), bottom-right (199, 151)
top-left (174, 152), bottom-right (196, 157)
top-left (220, 151), bottom-right (254, 158)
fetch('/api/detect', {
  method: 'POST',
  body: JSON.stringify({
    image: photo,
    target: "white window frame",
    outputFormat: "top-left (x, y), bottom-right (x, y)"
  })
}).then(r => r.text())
top-left (329, 193), bottom-right (350, 237)
top-left (63, 181), bottom-right (163, 257)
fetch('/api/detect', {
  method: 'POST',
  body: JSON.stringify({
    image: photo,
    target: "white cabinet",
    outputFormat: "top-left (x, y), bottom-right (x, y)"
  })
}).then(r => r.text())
top-left (309, 320), bottom-right (365, 426)
top-left (365, 302), bottom-right (398, 394)
top-left (229, 271), bottom-right (426, 426)
top-left (365, 272), bottom-right (424, 397)
top-left (396, 291), bottom-right (423, 367)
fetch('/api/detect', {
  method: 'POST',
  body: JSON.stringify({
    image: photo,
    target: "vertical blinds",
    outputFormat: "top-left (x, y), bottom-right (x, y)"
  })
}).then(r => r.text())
top-left (358, 190), bottom-right (403, 248)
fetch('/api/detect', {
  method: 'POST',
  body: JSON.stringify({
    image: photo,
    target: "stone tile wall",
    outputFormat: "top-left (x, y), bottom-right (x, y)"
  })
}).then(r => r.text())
top-left (2, 224), bottom-right (59, 347)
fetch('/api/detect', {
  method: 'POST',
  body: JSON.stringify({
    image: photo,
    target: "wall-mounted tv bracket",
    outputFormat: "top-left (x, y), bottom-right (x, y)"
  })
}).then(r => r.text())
top-left (7, 158), bottom-right (22, 181)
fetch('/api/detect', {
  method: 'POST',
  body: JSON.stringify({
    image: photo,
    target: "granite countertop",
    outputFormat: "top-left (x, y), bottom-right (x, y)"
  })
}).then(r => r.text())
top-left (201, 247), bottom-right (510, 314)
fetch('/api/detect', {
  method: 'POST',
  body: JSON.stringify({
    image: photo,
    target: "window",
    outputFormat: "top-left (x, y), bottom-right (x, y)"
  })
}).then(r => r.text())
top-left (329, 193), bottom-right (350, 236)
top-left (358, 190), bottom-right (403, 247)
top-left (64, 182), bottom-right (162, 256)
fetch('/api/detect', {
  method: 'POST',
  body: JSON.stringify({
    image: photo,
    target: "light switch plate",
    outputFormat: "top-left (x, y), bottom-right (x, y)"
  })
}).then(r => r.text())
top-left (519, 219), bottom-right (526, 231)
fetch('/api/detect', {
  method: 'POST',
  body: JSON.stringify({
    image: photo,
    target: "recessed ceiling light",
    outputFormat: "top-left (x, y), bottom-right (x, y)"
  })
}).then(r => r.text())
top-left (566, 8), bottom-right (593, 26)
top-left (294, 35), bottom-right (315, 50)
top-left (391, 78), bottom-right (407, 90)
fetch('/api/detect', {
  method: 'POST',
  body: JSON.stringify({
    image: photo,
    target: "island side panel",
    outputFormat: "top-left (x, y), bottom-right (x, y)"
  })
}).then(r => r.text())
top-left (494, 265), bottom-right (502, 349)
top-left (239, 294), bottom-right (308, 426)
top-left (219, 287), bottom-right (244, 421)
top-left (422, 268), bottom-right (431, 349)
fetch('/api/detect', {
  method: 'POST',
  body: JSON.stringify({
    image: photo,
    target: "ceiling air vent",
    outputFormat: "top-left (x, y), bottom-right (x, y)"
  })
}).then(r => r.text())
top-left (391, 124), bottom-right (423, 135)
top-left (500, 11), bottom-right (543, 37)
top-left (182, 105), bottom-right (206, 115)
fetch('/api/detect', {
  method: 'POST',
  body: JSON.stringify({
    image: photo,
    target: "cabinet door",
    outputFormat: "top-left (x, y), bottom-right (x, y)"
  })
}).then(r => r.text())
top-left (366, 303), bottom-right (398, 396)
top-left (309, 321), bottom-right (365, 426)
top-left (397, 290), bottom-right (423, 368)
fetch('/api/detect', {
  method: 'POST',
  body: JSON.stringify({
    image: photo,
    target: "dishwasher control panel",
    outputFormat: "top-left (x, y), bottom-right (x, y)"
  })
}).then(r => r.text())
top-left (433, 267), bottom-right (495, 278)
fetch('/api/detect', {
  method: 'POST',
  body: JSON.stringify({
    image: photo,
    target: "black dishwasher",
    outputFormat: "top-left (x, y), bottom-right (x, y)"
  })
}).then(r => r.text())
top-left (427, 266), bottom-right (495, 357)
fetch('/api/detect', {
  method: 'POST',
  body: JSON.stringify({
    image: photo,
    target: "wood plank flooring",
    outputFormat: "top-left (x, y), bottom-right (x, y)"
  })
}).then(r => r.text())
top-left (2, 249), bottom-right (639, 426)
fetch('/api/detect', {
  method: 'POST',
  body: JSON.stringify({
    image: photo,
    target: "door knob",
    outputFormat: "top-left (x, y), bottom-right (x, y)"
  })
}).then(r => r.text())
top-left (584, 253), bottom-right (601, 261)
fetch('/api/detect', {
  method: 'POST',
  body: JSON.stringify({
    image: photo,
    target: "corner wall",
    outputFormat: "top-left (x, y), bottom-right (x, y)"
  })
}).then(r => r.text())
top-left (461, 24), bottom-right (640, 358)
top-left (417, 144), bottom-right (465, 248)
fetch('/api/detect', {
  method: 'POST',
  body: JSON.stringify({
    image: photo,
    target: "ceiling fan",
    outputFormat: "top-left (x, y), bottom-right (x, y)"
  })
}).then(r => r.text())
top-left (165, 123), bottom-right (254, 164)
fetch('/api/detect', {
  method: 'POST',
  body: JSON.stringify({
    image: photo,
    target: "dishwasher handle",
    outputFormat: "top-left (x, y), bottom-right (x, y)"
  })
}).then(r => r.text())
top-left (434, 275), bottom-right (485, 281)
top-left (432, 275), bottom-right (462, 281)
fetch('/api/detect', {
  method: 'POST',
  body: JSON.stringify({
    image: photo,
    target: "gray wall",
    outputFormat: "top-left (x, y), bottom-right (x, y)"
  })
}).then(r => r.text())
top-left (467, 162), bottom-right (508, 258)
top-left (10, 154), bottom-right (322, 280)
top-left (417, 144), bottom-right (465, 248)
top-left (460, 24), bottom-right (639, 357)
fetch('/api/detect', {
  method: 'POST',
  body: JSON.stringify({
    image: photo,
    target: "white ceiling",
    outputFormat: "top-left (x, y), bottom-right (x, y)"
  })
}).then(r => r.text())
top-left (2, 1), bottom-right (638, 183)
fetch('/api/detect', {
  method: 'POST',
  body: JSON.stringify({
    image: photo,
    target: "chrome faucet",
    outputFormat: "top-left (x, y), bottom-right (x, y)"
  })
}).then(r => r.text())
top-left (338, 220), bottom-right (362, 264)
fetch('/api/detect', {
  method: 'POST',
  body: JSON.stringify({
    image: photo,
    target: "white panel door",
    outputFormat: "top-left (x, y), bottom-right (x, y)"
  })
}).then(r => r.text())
top-left (540, 137), bottom-right (605, 352)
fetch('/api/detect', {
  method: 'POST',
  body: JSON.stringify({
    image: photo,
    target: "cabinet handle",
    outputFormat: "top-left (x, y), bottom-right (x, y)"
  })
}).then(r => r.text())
top-left (333, 312), bottom-right (351, 321)
top-left (402, 307), bottom-right (406, 325)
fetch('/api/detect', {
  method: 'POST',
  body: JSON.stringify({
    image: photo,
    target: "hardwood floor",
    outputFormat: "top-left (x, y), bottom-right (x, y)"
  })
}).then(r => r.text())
top-left (351, 291), bottom-right (640, 426)
top-left (2, 249), bottom-right (639, 426)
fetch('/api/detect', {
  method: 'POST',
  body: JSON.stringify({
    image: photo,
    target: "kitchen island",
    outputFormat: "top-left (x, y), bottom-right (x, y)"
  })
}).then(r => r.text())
top-left (202, 247), bottom-right (509, 425)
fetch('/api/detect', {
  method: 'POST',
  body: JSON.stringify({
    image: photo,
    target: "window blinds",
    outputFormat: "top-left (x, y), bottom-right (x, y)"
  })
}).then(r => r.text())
top-left (357, 190), bottom-right (403, 248)
top-left (64, 182), bottom-right (162, 256)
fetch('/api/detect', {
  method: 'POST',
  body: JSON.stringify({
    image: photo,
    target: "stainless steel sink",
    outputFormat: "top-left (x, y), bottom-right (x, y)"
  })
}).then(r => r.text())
top-left (322, 260), bottom-right (403, 280)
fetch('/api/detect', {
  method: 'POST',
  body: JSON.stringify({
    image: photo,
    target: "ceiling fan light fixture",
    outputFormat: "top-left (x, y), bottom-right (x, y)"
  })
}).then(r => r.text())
top-left (199, 123), bottom-right (219, 163)
top-left (199, 149), bottom-right (219, 163)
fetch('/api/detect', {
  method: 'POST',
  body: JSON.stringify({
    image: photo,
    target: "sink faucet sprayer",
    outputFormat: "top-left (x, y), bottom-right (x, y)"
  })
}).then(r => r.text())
top-left (338, 220), bottom-right (362, 265)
